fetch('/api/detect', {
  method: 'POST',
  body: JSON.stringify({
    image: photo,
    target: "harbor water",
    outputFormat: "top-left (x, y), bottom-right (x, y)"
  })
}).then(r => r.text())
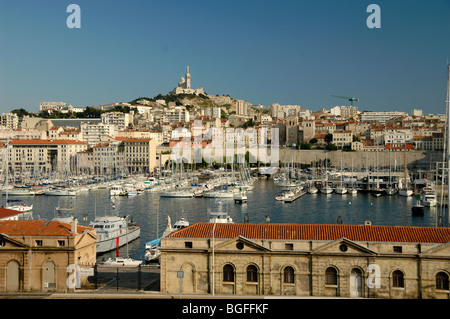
top-left (9, 179), bottom-right (444, 261)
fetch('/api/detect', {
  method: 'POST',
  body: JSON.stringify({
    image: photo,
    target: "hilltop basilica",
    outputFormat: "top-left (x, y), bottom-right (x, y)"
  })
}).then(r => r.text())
top-left (170, 66), bottom-right (205, 95)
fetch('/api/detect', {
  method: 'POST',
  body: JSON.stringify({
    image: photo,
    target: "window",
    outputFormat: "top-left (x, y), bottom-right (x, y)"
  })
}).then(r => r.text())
top-left (392, 270), bottom-right (404, 288)
top-left (285, 243), bottom-right (294, 250)
top-left (325, 267), bottom-right (338, 285)
top-left (436, 272), bottom-right (449, 290)
top-left (184, 241), bottom-right (192, 248)
top-left (58, 240), bottom-right (65, 247)
top-left (236, 242), bottom-right (244, 250)
top-left (223, 264), bottom-right (234, 282)
top-left (284, 266), bottom-right (295, 284)
top-left (339, 244), bottom-right (348, 252)
top-left (393, 246), bottom-right (402, 253)
top-left (246, 265), bottom-right (258, 282)
top-left (35, 240), bottom-right (43, 247)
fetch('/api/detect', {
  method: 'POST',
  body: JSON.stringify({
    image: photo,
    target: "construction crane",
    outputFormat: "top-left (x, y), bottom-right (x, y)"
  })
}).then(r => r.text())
top-left (331, 95), bottom-right (359, 106)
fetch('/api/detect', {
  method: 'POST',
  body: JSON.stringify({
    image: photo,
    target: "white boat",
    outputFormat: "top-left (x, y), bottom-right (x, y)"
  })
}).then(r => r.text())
top-left (101, 257), bottom-right (142, 267)
top-left (208, 201), bottom-right (234, 223)
top-left (320, 186), bottom-right (333, 194)
top-left (110, 185), bottom-right (124, 197)
top-left (44, 187), bottom-right (77, 196)
top-left (422, 193), bottom-right (437, 207)
top-left (307, 186), bottom-right (318, 194)
top-left (348, 188), bottom-right (358, 195)
top-left (145, 215), bottom-right (189, 263)
top-left (6, 188), bottom-right (36, 196)
top-left (234, 189), bottom-right (247, 203)
top-left (160, 189), bottom-right (194, 198)
top-left (334, 187), bottom-right (347, 195)
top-left (5, 200), bottom-right (33, 212)
top-left (399, 189), bottom-right (413, 197)
top-left (90, 215), bottom-right (141, 254)
top-left (203, 189), bottom-right (235, 198)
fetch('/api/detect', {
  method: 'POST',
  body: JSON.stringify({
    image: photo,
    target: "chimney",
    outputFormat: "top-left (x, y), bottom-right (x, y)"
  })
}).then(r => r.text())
top-left (71, 218), bottom-right (78, 234)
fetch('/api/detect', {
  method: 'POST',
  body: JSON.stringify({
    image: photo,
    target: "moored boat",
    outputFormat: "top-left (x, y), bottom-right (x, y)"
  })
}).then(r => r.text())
top-left (90, 215), bottom-right (141, 254)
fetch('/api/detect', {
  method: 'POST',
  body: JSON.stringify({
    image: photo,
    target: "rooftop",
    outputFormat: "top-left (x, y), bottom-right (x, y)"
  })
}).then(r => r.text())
top-left (0, 220), bottom-right (93, 236)
top-left (166, 222), bottom-right (450, 244)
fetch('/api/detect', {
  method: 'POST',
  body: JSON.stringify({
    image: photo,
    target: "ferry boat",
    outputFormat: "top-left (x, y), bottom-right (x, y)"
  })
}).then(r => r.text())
top-left (90, 215), bottom-right (141, 254)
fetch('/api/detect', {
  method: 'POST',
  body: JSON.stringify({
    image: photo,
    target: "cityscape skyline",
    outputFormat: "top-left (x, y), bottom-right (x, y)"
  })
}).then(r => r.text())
top-left (0, 0), bottom-right (449, 115)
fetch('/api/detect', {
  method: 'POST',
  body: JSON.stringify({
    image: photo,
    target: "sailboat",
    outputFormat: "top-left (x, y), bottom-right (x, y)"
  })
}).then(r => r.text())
top-left (320, 155), bottom-right (333, 194)
top-left (348, 158), bottom-right (358, 195)
top-left (334, 155), bottom-right (347, 194)
top-left (399, 137), bottom-right (413, 196)
top-left (385, 147), bottom-right (398, 195)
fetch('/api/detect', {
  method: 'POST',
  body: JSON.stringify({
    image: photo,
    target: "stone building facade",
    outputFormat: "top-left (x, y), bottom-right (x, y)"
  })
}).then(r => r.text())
top-left (160, 223), bottom-right (450, 299)
top-left (0, 220), bottom-right (97, 292)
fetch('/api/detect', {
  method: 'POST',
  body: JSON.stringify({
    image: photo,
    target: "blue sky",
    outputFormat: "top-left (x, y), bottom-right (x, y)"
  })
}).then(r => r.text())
top-left (0, 0), bottom-right (449, 114)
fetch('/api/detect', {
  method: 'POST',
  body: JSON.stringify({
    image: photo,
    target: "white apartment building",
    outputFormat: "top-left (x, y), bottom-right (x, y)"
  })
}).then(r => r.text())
top-left (91, 141), bottom-right (123, 175)
top-left (122, 138), bottom-right (157, 174)
top-left (1, 113), bottom-right (19, 130)
top-left (162, 107), bottom-right (190, 123)
top-left (235, 100), bottom-right (248, 116)
top-left (6, 139), bottom-right (88, 175)
top-left (101, 111), bottom-right (133, 130)
top-left (384, 130), bottom-right (413, 147)
top-left (80, 122), bottom-right (117, 146)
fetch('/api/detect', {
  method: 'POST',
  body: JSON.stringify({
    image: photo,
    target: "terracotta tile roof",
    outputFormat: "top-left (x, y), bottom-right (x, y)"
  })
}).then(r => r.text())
top-left (0, 220), bottom-right (93, 236)
top-left (10, 139), bottom-right (87, 146)
top-left (166, 222), bottom-right (450, 244)
top-left (0, 207), bottom-right (25, 219)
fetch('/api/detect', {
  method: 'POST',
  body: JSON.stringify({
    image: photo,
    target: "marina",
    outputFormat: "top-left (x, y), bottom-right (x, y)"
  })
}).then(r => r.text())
top-left (1, 174), bottom-right (443, 262)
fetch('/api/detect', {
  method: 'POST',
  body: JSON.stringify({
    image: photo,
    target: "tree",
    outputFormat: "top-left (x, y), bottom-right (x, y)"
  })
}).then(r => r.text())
top-left (11, 108), bottom-right (30, 117)
top-left (309, 138), bottom-right (318, 144)
top-left (300, 143), bottom-right (311, 150)
top-left (324, 133), bottom-right (333, 144)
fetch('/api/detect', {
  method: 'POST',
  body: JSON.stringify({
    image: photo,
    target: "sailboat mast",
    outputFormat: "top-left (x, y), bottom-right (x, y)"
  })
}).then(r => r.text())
top-left (446, 63), bottom-right (450, 226)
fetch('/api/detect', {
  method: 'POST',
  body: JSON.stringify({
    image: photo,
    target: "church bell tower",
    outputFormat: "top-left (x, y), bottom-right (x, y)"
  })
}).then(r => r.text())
top-left (185, 66), bottom-right (191, 89)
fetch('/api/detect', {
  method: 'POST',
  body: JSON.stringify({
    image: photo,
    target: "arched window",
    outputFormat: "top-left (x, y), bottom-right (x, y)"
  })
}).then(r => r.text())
top-left (246, 265), bottom-right (258, 282)
top-left (283, 266), bottom-right (295, 284)
top-left (392, 270), bottom-right (404, 288)
top-left (325, 267), bottom-right (338, 285)
top-left (436, 272), bottom-right (449, 290)
top-left (223, 264), bottom-right (234, 282)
